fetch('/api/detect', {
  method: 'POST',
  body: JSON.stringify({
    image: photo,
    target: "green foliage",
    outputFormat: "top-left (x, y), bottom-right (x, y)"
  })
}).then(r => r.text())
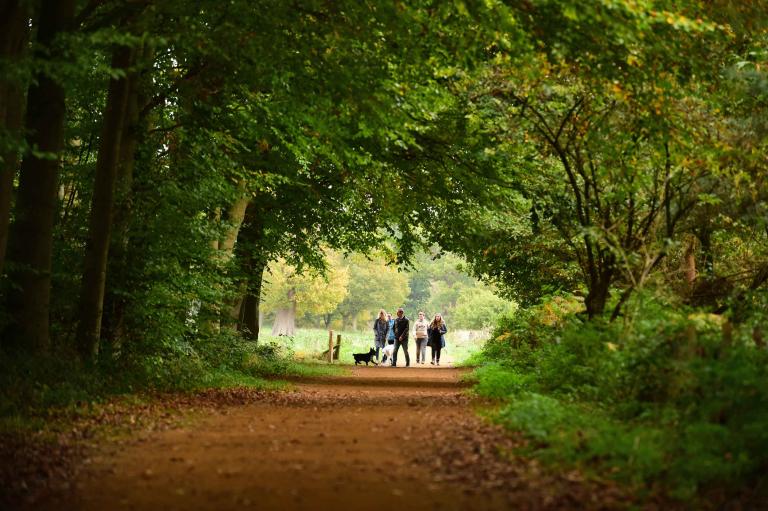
top-left (0, 332), bottom-right (323, 418)
top-left (333, 252), bottom-right (411, 326)
top-left (452, 286), bottom-right (516, 330)
top-left (471, 363), bottom-right (529, 400)
top-left (472, 293), bottom-right (768, 501)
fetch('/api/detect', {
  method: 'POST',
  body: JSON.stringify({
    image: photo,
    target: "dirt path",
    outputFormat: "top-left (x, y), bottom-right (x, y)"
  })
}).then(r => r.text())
top-left (33, 365), bottom-right (623, 511)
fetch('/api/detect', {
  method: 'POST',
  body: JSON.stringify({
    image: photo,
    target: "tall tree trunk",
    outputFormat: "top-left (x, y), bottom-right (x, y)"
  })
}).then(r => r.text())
top-left (0, 0), bottom-right (30, 276)
top-left (229, 199), bottom-right (266, 337)
top-left (220, 180), bottom-right (250, 255)
top-left (3, 0), bottom-right (75, 353)
top-left (76, 45), bottom-right (134, 362)
top-left (203, 180), bottom-right (250, 333)
top-left (101, 48), bottom-right (148, 352)
top-left (271, 291), bottom-right (296, 337)
top-left (240, 259), bottom-right (266, 341)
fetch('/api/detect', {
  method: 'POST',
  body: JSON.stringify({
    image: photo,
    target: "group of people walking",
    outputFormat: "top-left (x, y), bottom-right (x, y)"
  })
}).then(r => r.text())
top-left (372, 307), bottom-right (447, 367)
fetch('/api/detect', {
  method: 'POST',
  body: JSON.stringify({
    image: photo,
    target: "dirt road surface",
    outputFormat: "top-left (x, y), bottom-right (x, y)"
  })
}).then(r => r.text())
top-left (33, 365), bottom-right (623, 511)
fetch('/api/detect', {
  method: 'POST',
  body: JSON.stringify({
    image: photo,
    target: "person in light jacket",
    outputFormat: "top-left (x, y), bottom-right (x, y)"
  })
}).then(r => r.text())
top-left (413, 311), bottom-right (429, 364)
top-left (427, 314), bottom-right (447, 366)
top-left (372, 309), bottom-right (389, 363)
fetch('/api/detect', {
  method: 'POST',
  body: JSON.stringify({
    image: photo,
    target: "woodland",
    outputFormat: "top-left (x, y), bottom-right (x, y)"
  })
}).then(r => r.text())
top-left (1, 0), bottom-right (767, 506)
top-left (259, 250), bottom-right (514, 334)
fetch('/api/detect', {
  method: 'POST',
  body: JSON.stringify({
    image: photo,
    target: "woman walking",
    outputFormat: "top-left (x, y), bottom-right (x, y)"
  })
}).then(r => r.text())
top-left (413, 311), bottom-right (429, 364)
top-left (386, 313), bottom-right (395, 346)
top-left (427, 314), bottom-right (447, 366)
top-left (372, 309), bottom-right (389, 363)
top-left (379, 313), bottom-right (396, 365)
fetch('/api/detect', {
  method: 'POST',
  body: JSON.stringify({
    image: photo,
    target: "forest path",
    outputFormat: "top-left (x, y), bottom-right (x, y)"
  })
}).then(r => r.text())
top-left (36, 365), bottom-right (619, 511)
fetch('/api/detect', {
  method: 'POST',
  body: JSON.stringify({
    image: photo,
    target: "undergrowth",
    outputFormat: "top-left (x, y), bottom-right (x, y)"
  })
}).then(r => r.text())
top-left (470, 292), bottom-right (768, 503)
top-left (0, 331), bottom-right (343, 420)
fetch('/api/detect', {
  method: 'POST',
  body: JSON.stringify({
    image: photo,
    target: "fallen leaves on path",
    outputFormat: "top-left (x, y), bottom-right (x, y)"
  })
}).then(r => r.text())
top-left (2, 373), bottom-right (668, 511)
top-left (0, 387), bottom-right (271, 509)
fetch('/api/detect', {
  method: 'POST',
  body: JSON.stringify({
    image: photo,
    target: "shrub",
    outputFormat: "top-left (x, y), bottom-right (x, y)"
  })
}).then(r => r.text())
top-left (473, 293), bottom-right (768, 502)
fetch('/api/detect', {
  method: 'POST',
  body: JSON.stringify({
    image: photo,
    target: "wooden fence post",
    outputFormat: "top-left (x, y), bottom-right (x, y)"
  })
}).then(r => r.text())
top-left (335, 334), bottom-right (341, 360)
top-left (328, 330), bottom-right (334, 363)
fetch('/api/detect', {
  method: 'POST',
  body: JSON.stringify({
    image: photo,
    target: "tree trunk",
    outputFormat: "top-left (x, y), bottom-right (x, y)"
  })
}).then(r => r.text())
top-left (585, 283), bottom-right (609, 318)
top-left (683, 237), bottom-right (697, 291)
top-left (203, 180), bottom-right (250, 333)
top-left (0, 0), bottom-right (29, 276)
top-left (220, 179), bottom-right (250, 255)
top-left (101, 46), bottom-right (148, 352)
top-left (76, 45), bottom-right (134, 362)
top-left (209, 208), bottom-right (221, 251)
top-left (240, 259), bottom-right (266, 341)
top-left (3, 0), bottom-right (76, 353)
top-left (271, 305), bottom-right (296, 336)
top-left (351, 314), bottom-right (358, 332)
top-left (340, 313), bottom-right (349, 331)
top-left (229, 199), bottom-right (266, 335)
top-left (585, 264), bottom-right (613, 319)
top-left (271, 287), bottom-right (296, 336)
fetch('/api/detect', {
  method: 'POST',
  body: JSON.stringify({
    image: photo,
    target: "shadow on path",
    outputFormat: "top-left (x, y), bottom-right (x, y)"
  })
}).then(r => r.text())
top-left (32, 366), bottom-right (626, 511)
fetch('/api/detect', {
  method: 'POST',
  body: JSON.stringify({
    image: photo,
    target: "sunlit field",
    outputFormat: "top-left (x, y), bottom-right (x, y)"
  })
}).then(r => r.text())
top-left (259, 327), bottom-right (488, 365)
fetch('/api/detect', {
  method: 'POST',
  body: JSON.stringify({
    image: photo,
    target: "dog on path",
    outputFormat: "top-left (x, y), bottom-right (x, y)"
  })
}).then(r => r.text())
top-left (353, 348), bottom-right (378, 366)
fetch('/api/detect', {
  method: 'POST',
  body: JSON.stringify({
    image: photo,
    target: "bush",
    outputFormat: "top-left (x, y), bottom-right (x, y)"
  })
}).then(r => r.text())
top-left (471, 363), bottom-right (529, 399)
top-left (472, 292), bottom-right (768, 502)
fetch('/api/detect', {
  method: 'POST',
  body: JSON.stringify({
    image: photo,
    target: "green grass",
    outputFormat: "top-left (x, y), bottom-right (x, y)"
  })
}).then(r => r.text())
top-left (260, 327), bottom-right (486, 365)
top-left (193, 367), bottom-right (288, 389)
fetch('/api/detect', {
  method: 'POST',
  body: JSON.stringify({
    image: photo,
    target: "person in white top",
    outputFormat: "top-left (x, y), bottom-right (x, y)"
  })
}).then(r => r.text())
top-left (413, 311), bottom-right (429, 365)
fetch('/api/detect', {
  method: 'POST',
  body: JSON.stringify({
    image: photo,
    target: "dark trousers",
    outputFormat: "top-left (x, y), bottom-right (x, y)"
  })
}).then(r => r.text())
top-left (431, 345), bottom-right (442, 363)
top-left (375, 346), bottom-right (380, 361)
top-left (392, 338), bottom-right (410, 366)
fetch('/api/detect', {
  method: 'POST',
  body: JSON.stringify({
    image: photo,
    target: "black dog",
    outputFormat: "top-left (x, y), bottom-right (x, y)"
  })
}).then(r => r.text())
top-left (353, 348), bottom-right (378, 366)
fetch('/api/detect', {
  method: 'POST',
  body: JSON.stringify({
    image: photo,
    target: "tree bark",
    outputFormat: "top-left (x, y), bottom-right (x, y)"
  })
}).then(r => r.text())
top-left (585, 263), bottom-right (613, 319)
top-left (220, 179), bottom-right (250, 255)
top-left (228, 199), bottom-right (268, 340)
top-left (240, 259), bottom-right (266, 340)
top-left (101, 47), bottom-right (148, 351)
top-left (76, 45), bottom-right (134, 362)
top-left (3, 0), bottom-right (76, 353)
top-left (203, 180), bottom-right (250, 333)
top-left (0, 0), bottom-right (30, 276)
top-left (271, 300), bottom-right (296, 336)
top-left (683, 237), bottom-right (697, 290)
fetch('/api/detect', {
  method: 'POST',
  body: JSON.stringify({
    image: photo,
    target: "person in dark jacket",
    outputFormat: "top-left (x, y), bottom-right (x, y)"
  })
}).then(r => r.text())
top-left (391, 307), bottom-right (410, 367)
top-left (372, 309), bottom-right (389, 363)
top-left (427, 314), bottom-right (447, 366)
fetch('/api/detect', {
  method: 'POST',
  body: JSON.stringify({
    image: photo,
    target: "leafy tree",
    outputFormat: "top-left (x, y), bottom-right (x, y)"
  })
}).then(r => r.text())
top-left (261, 256), bottom-right (349, 336)
top-left (334, 253), bottom-right (410, 331)
top-left (452, 287), bottom-right (516, 330)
